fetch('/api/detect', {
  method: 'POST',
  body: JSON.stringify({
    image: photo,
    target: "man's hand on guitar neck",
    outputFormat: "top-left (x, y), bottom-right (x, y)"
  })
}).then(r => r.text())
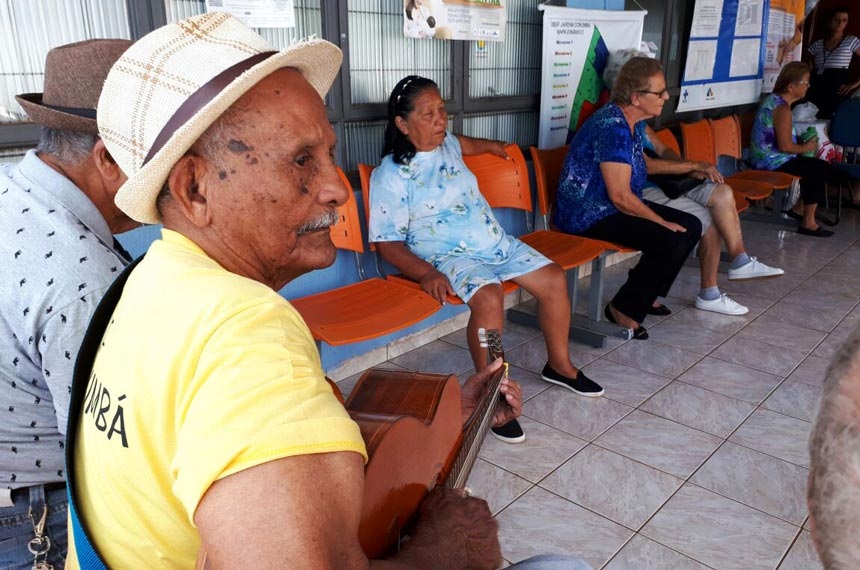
top-left (379, 487), bottom-right (503, 570)
top-left (460, 358), bottom-right (523, 428)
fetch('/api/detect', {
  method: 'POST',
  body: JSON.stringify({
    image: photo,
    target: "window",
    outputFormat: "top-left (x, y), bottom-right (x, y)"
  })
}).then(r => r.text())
top-left (1, 1), bottom-right (582, 162)
top-left (462, 110), bottom-right (538, 147)
top-left (347, 1), bottom-right (452, 105)
top-left (468, 0), bottom-right (541, 99)
top-left (0, 0), bottom-right (131, 124)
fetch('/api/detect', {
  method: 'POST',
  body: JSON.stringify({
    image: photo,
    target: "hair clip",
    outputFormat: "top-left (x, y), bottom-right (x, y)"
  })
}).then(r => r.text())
top-left (395, 77), bottom-right (416, 104)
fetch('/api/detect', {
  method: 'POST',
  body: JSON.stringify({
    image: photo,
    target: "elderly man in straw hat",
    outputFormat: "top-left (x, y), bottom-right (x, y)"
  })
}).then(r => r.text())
top-left (0, 39), bottom-right (136, 569)
top-left (65, 13), bottom-right (588, 570)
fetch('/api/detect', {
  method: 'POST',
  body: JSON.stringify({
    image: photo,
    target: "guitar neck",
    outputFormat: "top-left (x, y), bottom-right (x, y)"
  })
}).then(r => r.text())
top-left (445, 328), bottom-right (505, 489)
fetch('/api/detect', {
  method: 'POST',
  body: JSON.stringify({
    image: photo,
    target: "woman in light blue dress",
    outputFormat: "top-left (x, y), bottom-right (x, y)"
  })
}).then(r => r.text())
top-left (368, 76), bottom-right (604, 443)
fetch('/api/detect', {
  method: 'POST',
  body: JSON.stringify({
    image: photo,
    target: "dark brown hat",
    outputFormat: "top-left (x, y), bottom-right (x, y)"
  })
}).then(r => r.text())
top-left (15, 39), bottom-right (133, 134)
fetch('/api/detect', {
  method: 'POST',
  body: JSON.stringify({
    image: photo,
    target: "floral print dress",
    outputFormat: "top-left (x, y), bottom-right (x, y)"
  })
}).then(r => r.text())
top-left (368, 133), bottom-right (550, 302)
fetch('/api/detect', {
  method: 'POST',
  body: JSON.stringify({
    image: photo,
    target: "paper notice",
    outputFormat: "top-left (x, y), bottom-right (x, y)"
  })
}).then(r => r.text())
top-left (684, 40), bottom-right (718, 80)
top-left (730, 38), bottom-right (762, 76)
top-left (735, 0), bottom-right (764, 36)
top-left (205, 0), bottom-right (295, 29)
top-left (691, 0), bottom-right (724, 37)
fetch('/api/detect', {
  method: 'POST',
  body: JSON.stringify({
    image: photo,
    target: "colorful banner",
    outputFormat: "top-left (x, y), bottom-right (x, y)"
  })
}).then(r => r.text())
top-left (403, 0), bottom-right (507, 42)
top-left (677, 0), bottom-right (767, 112)
top-left (762, 0), bottom-right (807, 92)
top-left (537, 5), bottom-right (646, 149)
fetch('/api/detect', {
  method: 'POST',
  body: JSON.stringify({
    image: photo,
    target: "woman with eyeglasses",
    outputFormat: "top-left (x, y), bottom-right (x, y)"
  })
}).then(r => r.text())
top-left (751, 61), bottom-right (840, 237)
top-left (805, 5), bottom-right (859, 119)
top-left (554, 57), bottom-right (701, 340)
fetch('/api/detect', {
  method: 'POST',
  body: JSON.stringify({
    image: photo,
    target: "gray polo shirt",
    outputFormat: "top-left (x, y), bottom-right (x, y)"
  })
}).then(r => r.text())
top-left (0, 150), bottom-right (129, 489)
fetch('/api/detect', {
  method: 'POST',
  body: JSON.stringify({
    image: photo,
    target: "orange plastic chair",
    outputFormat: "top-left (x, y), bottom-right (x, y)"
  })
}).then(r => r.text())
top-left (529, 145), bottom-right (636, 255)
top-left (652, 128), bottom-right (681, 156)
top-left (737, 112), bottom-right (756, 150)
top-left (462, 144), bottom-right (605, 271)
top-left (289, 169), bottom-right (441, 345)
top-left (680, 119), bottom-right (782, 202)
top-left (357, 163), bottom-right (517, 306)
top-left (708, 116), bottom-right (796, 195)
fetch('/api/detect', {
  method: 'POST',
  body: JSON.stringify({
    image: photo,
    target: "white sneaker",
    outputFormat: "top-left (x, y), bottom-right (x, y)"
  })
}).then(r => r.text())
top-left (728, 257), bottom-right (785, 280)
top-left (695, 293), bottom-right (749, 316)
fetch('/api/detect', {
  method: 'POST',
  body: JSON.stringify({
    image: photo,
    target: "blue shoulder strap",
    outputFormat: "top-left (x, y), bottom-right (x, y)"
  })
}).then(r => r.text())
top-left (65, 256), bottom-right (144, 570)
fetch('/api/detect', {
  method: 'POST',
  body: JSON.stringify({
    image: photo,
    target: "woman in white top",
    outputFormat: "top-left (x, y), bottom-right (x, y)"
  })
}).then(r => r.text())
top-left (806, 5), bottom-right (860, 118)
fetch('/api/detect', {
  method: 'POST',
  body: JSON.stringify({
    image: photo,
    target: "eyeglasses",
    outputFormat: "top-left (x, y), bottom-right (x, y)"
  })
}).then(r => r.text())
top-left (796, 80), bottom-right (810, 86)
top-left (637, 89), bottom-right (669, 97)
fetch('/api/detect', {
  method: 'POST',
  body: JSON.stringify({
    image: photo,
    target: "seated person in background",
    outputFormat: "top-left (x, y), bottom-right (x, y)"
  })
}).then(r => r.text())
top-left (368, 75), bottom-right (604, 445)
top-left (808, 322), bottom-right (860, 569)
top-left (750, 61), bottom-right (845, 238)
top-left (600, 50), bottom-right (784, 318)
top-left (554, 57), bottom-right (702, 339)
top-left (65, 14), bottom-right (583, 570)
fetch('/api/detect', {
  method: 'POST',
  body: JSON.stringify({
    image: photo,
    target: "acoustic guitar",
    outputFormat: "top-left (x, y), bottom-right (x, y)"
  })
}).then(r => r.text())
top-left (350, 327), bottom-right (506, 557)
top-left (196, 328), bottom-right (506, 567)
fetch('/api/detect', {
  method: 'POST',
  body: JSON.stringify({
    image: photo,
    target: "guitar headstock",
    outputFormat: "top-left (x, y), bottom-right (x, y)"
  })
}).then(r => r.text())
top-left (478, 327), bottom-right (504, 363)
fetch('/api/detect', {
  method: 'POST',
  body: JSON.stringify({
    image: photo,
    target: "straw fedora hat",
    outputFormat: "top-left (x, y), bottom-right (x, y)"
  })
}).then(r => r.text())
top-left (15, 39), bottom-right (133, 134)
top-left (98, 12), bottom-right (342, 224)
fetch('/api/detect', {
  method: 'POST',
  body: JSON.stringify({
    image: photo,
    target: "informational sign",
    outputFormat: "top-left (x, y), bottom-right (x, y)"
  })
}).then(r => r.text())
top-left (403, 0), bottom-right (507, 42)
top-left (537, 5), bottom-right (646, 149)
top-left (762, 0), bottom-right (807, 92)
top-left (677, 0), bottom-right (766, 112)
top-left (205, 0), bottom-right (295, 28)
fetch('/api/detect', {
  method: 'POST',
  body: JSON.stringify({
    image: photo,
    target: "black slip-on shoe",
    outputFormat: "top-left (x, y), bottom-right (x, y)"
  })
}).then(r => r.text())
top-left (647, 304), bottom-right (672, 316)
top-left (490, 419), bottom-right (526, 444)
top-left (604, 304), bottom-right (649, 340)
top-left (797, 225), bottom-right (834, 237)
top-left (540, 364), bottom-right (604, 397)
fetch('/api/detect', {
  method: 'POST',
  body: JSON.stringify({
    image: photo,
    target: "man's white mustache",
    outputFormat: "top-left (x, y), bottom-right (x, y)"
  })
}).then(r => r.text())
top-left (297, 210), bottom-right (339, 235)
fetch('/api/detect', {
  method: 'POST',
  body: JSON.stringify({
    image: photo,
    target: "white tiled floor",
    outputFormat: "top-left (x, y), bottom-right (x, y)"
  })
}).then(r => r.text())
top-left (339, 207), bottom-right (860, 569)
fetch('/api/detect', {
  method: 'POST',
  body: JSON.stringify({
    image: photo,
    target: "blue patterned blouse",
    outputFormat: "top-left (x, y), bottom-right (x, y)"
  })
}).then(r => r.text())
top-left (554, 103), bottom-right (648, 234)
top-left (750, 94), bottom-right (795, 171)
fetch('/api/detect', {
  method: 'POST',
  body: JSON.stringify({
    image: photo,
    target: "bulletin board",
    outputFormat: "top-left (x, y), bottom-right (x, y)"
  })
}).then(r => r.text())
top-left (677, 0), bottom-right (768, 111)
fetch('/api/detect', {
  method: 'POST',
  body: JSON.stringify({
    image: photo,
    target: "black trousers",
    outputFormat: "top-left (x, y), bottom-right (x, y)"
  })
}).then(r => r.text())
top-left (578, 202), bottom-right (702, 323)
top-left (776, 156), bottom-right (832, 206)
top-left (808, 68), bottom-right (850, 119)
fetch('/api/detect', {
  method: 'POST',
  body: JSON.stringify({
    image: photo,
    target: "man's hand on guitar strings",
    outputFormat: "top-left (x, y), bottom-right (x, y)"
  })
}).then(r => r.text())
top-left (493, 376), bottom-right (523, 428)
top-left (460, 357), bottom-right (504, 424)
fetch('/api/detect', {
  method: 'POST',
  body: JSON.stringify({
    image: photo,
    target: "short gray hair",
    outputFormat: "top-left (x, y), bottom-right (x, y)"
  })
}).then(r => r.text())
top-left (808, 322), bottom-right (860, 569)
top-left (35, 127), bottom-right (97, 164)
top-left (603, 49), bottom-right (648, 90)
top-left (155, 102), bottom-right (247, 216)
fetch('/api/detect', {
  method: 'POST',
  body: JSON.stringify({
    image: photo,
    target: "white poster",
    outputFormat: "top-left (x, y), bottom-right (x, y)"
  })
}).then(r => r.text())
top-left (537, 5), bottom-right (646, 149)
top-left (205, 0), bottom-right (295, 28)
top-left (403, 0), bottom-right (507, 42)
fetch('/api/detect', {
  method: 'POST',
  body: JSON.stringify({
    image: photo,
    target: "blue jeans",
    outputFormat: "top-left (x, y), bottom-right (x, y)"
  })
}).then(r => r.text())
top-left (508, 554), bottom-right (593, 569)
top-left (0, 484), bottom-right (68, 570)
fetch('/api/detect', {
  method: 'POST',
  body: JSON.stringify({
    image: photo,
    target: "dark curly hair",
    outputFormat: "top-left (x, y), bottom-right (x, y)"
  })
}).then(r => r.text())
top-left (382, 75), bottom-right (440, 165)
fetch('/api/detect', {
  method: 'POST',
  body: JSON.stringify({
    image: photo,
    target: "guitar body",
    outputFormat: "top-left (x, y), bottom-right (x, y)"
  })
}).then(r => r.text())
top-left (345, 368), bottom-right (463, 559)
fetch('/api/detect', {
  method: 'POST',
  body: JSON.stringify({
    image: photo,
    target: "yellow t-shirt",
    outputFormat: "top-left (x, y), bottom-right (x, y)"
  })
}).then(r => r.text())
top-left (67, 229), bottom-right (366, 569)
